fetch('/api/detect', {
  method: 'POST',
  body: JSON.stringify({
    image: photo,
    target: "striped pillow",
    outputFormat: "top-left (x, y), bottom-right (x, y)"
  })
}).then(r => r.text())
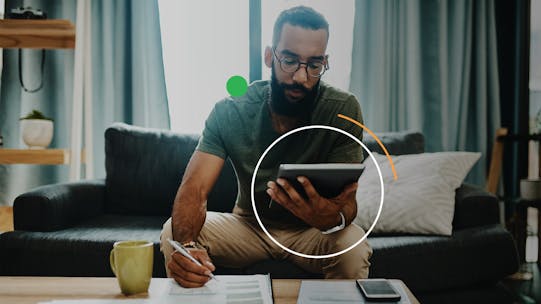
top-left (354, 152), bottom-right (481, 236)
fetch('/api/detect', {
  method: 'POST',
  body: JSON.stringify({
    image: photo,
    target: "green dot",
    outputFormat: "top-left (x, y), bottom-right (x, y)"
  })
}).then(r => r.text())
top-left (226, 75), bottom-right (248, 97)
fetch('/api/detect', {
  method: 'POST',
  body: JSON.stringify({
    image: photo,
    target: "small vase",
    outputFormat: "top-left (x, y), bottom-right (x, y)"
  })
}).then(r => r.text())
top-left (21, 119), bottom-right (53, 149)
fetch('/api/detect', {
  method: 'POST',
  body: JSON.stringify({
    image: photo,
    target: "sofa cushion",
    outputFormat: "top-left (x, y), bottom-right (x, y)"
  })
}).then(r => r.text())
top-left (13, 179), bottom-right (106, 231)
top-left (453, 183), bottom-right (500, 230)
top-left (367, 224), bottom-right (518, 292)
top-left (417, 283), bottom-right (514, 304)
top-left (362, 130), bottom-right (424, 158)
top-left (104, 123), bottom-right (237, 216)
top-left (0, 218), bottom-right (518, 293)
top-left (0, 214), bottom-right (167, 277)
top-left (354, 152), bottom-right (481, 235)
top-left (104, 124), bottom-right (422, 216)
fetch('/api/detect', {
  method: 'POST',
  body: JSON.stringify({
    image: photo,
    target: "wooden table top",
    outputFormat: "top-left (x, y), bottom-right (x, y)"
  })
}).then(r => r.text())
top-left (0, 206), bottom-right (13, 232)
top-left (0, 276), bottom-right (419, 304)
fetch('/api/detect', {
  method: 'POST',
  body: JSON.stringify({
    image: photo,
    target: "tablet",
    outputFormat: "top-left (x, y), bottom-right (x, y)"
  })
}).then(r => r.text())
top-left (274, 163), bottom-right (365, 200)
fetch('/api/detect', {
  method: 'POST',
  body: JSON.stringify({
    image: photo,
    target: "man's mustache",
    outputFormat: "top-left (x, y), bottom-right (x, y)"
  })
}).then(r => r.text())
top-left (281, 83), bottom-right (310, 94)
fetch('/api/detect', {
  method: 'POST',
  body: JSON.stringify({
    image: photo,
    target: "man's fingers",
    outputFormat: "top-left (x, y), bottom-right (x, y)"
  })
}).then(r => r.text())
top-left (173, 275), bottom-right (207, 288)
top-left (297, 176), bottom-right (319, 201)
top-left (170, 264), bottom-right (210, 285)
top-left (267, 181), bottom-right (296, 209)
top-left (335, 182), bottom-right (358, 200)
top-left (342, 184), bottom-right (358, 200)
top-left (169, 248), bottom-right (216, 287)
top-left (173, 252), bottom-right (212, 276)
top-left (202, 260), bottom-right (216, 272)
top-left (167, 256), bottom-right (184, 275)
top-left (192, 250), bottom-right (216, 272)
top-left (179, 269), bottom-right (211, 284)
top-left (168, 256), bottom-right (210, 287)
top-left (276, 178), bottom-right (305, 204)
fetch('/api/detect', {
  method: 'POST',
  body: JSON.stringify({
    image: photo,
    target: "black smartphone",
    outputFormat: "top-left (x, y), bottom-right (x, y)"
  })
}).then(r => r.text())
top-left (356, 279), bottom-right (401, 302)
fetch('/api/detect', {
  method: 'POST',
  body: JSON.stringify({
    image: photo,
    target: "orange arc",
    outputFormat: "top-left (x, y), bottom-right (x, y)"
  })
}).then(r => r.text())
top-left (337, 114), bottom-right (398, 180)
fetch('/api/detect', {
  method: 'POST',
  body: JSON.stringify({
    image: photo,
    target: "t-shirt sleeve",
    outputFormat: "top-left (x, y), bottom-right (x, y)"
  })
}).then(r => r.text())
top-left (196, 104), bottom-right (227, 159)
top-left (326, 95), bottom-right (364, 163)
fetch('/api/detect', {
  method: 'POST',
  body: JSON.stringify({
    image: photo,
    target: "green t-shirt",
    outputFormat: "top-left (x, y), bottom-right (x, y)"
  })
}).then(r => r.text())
top-left (196, 80), bottom-right (364, 224)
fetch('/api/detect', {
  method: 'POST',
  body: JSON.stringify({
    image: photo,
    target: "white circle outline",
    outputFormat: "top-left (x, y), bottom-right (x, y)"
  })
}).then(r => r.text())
top-left (250, 125), bottom-right (384, 259)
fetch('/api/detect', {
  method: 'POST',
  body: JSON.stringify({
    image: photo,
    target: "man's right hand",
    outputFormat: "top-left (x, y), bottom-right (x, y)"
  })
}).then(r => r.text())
top-left (167, 247), bottom-right (216, 288)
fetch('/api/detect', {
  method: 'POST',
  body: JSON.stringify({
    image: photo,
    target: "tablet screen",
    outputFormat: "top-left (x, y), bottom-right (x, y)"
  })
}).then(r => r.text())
top-left (276, 163), bottom-right (364, 199)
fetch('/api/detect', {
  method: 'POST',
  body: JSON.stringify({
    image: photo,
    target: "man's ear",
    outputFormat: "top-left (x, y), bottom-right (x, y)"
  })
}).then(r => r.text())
top-left (325, 54), bottom-right (330, 69)
top-left (264, 46), bottom-right (272, 68)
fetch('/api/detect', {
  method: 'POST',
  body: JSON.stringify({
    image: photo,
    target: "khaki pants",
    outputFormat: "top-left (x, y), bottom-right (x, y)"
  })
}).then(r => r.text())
top-left (160, 208), bottom-right (372, 279)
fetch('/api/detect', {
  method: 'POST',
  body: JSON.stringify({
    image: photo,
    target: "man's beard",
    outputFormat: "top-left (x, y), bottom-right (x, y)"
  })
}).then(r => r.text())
top-left (269, 66), bottom-right (319, 117)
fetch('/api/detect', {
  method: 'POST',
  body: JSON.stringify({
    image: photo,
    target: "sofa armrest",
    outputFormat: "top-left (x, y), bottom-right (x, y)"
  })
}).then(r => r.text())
top-left (14, 179), bottom-right (106, 231)
top-left (452, 183), bottom-right (500, 230)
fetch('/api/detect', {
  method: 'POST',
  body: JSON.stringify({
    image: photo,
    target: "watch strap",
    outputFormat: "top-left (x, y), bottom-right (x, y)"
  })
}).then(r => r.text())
top-left (321, 212), bottom-right (346, 235)
top-left (181, 241), bottom-right (200, 249)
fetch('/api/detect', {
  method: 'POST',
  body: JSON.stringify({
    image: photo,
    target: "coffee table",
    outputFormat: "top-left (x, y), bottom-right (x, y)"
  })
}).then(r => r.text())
top-left (0, 276), bottom-right (419, 303)
top-left (0, 206), bottom-right (13, 233)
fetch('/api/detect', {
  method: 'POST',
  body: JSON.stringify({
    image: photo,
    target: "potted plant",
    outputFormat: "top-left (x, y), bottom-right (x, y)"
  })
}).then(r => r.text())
top-left (19, 110), bottom-right (54, 149)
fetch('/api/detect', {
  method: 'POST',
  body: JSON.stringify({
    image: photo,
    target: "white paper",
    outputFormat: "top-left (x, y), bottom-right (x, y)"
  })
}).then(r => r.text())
top-left (38, 275), bottom-right (273, 304)
top-left (39, 301), bottom-right (149, 304)
top-left (168, 274), bottom-right (272, 304)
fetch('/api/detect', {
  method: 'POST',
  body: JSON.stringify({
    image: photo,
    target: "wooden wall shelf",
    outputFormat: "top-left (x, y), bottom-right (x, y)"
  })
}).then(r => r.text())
top-left (0, 149), bottom-right (85, 165)
top-left (0, 19), bottom-right (75, 49)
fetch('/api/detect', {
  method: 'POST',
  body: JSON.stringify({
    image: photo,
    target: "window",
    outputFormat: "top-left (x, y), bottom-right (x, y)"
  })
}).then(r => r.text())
top-left (159, 1), bottom-right (354, 133)
top-left (158, 0), bottom-right (249, 133)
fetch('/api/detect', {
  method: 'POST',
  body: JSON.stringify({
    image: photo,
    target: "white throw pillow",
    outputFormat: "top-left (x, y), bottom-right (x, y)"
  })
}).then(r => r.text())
top-left (354, 152), bottom-right (481, 236)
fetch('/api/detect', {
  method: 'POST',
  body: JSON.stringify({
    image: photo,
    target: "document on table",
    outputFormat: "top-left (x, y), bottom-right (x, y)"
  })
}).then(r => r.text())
top-left (297, 280), bottom-right (411, 304)
top-left (167, 274), bottom-right (273, 304)
top-left (38, 274), bottom-right (273, 304)
top-left (39, 301), bottom-right (148, 304)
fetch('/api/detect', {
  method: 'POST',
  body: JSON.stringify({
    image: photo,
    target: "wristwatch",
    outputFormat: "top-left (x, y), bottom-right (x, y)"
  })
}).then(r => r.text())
top-left (321, 212), bottom-right (346, 234)
top-left (181, 241), bottom-right (201, 249)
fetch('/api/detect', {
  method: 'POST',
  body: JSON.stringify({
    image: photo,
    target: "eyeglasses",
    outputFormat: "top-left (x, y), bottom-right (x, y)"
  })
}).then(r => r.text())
top-left (272, 48), bottom-right (328, 78)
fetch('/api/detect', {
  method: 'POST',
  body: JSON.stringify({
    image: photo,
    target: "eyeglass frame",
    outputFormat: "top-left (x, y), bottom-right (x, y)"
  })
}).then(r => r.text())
top-left (272, 47), bottom-right (329, 78)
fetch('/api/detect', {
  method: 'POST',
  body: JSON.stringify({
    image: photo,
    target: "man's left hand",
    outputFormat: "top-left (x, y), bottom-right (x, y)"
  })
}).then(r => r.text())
top-left (266, 176), bottom-right (357, 230)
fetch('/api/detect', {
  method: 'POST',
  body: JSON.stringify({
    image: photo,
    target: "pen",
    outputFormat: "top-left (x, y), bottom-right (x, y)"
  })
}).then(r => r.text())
top-left (167, 238), bottom-right (218, 281)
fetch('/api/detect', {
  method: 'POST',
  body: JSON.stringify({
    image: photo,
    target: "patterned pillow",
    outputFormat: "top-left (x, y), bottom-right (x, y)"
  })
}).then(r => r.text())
top-left (354, 152), bottom-right (481, 235)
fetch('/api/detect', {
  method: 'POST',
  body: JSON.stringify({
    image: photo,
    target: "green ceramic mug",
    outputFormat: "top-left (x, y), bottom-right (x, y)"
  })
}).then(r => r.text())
top-left (109, 240), bottom-right (154, 295)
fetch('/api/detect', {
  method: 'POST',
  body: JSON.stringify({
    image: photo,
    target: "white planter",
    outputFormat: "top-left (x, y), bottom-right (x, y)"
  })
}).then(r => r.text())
top-left (21, 119), bottom-right (54, 149)
top-left (520, 178), bottom-right (541, 201)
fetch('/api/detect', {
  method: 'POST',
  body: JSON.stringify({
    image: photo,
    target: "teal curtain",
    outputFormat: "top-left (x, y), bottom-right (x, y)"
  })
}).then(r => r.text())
top-left (0, 0), bottom-right (169, 206)
top-left (350, 0), bottom-right (501, 185)
top-left (91, 0), bottom-right (170, 179)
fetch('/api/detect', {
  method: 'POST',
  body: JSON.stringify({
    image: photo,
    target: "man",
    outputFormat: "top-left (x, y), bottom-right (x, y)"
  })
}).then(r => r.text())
top-left (160, 6), bottom-right (372, 288)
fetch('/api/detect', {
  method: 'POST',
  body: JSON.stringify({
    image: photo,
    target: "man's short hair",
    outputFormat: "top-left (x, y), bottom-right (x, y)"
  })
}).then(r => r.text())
top-left (272, 6), bottom-right (329, 47)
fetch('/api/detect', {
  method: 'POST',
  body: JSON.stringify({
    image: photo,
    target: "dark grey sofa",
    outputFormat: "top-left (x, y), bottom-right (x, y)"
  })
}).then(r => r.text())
top-left (0, 123), bottom-right (519, 303)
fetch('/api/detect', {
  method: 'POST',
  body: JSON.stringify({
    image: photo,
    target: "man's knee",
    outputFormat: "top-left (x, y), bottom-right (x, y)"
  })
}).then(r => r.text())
top-left (159, 217), bottom-right (174, 278)
top-left (322, 224), bottom-right (373, 279)
top-left (337, 239), bottom-right (372, 279)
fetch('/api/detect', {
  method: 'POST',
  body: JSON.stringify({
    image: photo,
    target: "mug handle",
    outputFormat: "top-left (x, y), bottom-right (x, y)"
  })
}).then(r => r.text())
top-left (109, 249), bottom-right (117, 275)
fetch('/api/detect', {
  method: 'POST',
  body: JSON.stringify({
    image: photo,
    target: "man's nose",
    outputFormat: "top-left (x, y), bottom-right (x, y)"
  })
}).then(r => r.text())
top-left (292, 64), bottom-right (308, 84)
